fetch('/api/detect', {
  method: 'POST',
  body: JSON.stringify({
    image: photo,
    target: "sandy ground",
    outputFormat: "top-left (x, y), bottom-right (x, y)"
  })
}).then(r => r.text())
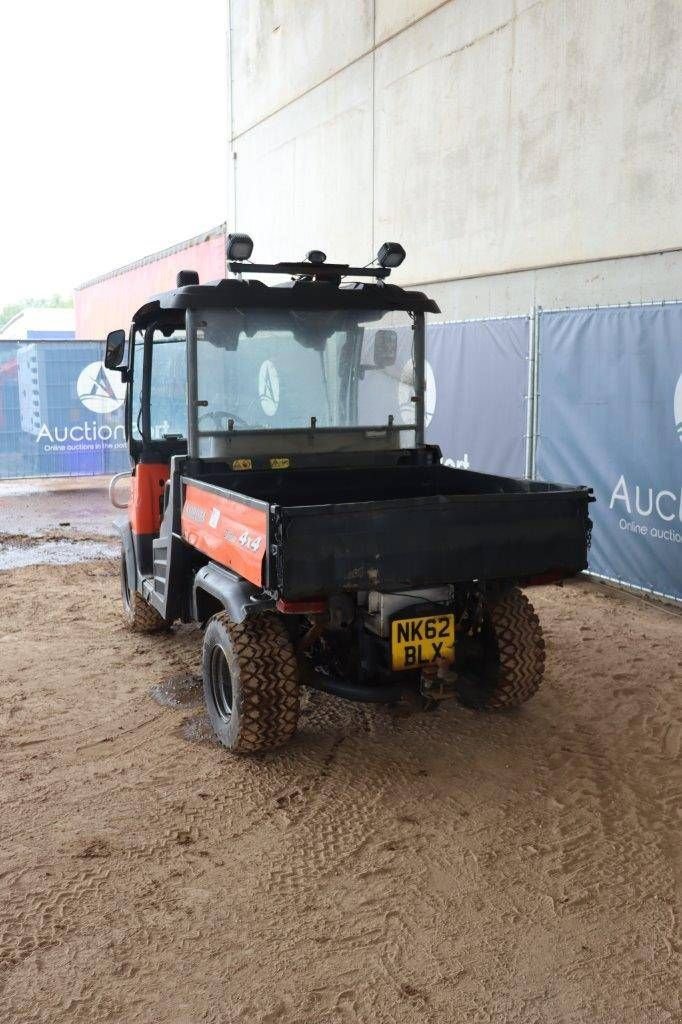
top-left (0, 554), bottom-right (681, 1023)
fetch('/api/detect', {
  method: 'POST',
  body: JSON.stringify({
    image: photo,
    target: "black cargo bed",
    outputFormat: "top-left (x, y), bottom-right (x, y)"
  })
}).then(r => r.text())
top-left (227, 464), bottom-right (593, 598)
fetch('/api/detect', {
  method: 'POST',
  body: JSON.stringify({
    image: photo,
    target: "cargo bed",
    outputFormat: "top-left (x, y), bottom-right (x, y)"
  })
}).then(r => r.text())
top-left (187, 464), bottom-right (593, 599)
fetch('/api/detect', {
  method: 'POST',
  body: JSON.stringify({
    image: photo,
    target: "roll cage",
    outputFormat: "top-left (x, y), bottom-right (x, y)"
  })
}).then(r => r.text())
top-left (120, 264), bottom-right (440, 465)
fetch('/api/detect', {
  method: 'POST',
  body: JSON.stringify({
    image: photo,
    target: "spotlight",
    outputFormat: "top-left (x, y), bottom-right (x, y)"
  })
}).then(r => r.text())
top-left (376, 242), bottom-right (406, 269)
top-left (226, 233), bottom-right (254, 261)
top-left (305, 250), bottom-right (327, 265)
top-left (176, 269), bottom-right (199, 287)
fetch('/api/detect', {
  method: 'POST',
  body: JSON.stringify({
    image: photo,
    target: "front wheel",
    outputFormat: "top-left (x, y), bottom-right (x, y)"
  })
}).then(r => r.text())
top-left (456, 587), bottom-right (546, 710)
top-left (202, 612), bottom-right (300, 753)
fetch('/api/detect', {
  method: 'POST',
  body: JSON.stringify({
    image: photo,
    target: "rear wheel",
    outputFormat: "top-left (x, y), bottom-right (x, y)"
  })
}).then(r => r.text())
top-left (120, 548), bottom-right (165, 633)
top-left (202, 612), bottom-right (300, 753)
top-left (456, 587), bottom-right (545, 710)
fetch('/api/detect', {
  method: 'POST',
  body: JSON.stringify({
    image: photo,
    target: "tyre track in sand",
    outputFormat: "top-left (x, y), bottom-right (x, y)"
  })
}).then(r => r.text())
top-left (0, 564), bottom-right (681, 1023)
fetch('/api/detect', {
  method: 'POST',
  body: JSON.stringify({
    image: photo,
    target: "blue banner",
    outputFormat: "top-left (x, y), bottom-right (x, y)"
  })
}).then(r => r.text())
top-left (0, 340), bottom-right (129, 478)
top-left (356, 318), bottom-right (530, 475)
top-left (536, 305), bottom-right (682, 602)
top-left (427, 319), bottom-right (529, 476)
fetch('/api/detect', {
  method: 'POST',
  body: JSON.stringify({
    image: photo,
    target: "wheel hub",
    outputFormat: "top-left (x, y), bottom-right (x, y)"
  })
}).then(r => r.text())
top-left (210, 646), bottom-right (233, 721)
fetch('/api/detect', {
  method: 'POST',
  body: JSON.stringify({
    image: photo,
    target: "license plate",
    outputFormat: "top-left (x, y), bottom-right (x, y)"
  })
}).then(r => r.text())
top-left (391, 613), bottom-right (455, 671)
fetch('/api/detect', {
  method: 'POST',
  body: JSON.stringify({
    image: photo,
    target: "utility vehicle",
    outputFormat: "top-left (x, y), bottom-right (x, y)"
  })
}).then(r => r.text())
top-left (106, 236), bottom-right (593, 753)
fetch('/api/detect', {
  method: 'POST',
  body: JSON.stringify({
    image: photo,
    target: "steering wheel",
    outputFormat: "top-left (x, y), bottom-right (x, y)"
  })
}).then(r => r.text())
top-left (198, 410), bottom-right (251, 431)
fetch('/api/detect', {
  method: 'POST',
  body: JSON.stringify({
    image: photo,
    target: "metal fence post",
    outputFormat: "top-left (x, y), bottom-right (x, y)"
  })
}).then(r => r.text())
top-left (524, 306), bottom-right (537, 479)
top-left (530, 305), bottom-right (542, 479)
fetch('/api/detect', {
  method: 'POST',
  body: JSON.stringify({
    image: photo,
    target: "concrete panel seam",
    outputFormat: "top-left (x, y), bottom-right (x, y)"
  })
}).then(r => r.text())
top-left (371, 0), bottom-right (376, 254)
top-left (230, 0), bottom-right (460, 143)
top-left (382, 0), bottom-right (545, 90)
top-left (227, 0), bottom-right (236, 235)
top-left (400, 245), bottom-right (682, 291)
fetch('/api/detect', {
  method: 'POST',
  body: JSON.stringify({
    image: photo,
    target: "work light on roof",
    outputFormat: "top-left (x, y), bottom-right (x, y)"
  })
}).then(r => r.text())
top-left (176, 269), bottom-right (199, 287)
top-left (226, 233), bottom-right (254, 261)
top-left (377, 242), bottom-right (406, 269)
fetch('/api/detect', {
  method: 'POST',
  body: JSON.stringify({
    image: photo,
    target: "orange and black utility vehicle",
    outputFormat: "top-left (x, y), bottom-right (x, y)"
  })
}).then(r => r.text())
top-left (106, 236), bottom-right (593, 754)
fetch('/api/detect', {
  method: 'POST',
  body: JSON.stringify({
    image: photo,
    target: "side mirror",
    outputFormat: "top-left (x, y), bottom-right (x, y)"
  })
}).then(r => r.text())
top-left (373, 329), bottom-right (398, 368)
top-left (104, 329), bottom-right (126, 369)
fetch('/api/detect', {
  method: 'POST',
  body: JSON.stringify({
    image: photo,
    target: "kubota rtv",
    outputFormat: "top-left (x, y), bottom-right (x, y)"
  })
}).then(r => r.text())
top-left (105, 236), bottom-right (593, 753)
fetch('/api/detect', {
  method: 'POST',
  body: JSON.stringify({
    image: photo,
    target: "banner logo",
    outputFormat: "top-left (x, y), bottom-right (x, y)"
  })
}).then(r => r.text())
top-left (675, 373), bottom-right (682, 443)
top-left (77, 361), bottom-right (126, 413)
top-left (258, 360), bottom-right (280, 417)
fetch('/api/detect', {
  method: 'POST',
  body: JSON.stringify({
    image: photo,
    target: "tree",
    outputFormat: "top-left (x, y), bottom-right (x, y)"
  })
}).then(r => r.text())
top-left (0, 294), bottom-right (73, 330)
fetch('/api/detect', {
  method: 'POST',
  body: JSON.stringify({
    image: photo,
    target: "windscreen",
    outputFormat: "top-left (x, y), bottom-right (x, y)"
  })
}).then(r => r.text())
top-left (195, 309), bottom-right (415, 433)
top-left (130, 328), bottom-right (187, 441)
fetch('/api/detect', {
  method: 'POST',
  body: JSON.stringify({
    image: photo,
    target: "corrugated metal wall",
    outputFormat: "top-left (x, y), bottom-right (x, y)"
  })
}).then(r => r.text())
top-left (74, 227), bottom-right (225, 339)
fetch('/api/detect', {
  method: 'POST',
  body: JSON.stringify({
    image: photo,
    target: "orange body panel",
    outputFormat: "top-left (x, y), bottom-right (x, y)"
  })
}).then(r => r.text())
top-left (181, 483), bottom-right (267, 587)
top-left (129, 463), bottom-right (169, 535)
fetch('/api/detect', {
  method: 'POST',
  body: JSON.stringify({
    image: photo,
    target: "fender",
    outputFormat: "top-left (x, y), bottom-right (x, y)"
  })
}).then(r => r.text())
top-left (115, 519), bottom-right (137, 593)
top-left (193, 562), bottom-right (274, 624)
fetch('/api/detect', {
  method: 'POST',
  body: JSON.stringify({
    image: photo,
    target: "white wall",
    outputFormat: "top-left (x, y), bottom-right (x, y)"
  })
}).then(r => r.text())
top-left (0, 308), bottom-right (75, 340)
top-left (227, 0), bottom-right (682, 317)
top-left (233, 56), bottom-right (374, 267)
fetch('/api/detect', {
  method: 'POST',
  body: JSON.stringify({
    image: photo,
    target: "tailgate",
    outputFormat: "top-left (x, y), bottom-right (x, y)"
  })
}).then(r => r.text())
top-left (273, 489), bottom-right (591, 597)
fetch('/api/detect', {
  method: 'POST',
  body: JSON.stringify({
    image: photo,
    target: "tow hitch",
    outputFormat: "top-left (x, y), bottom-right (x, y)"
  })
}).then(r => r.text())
top-left (420, 659), bottom-right (460, 702)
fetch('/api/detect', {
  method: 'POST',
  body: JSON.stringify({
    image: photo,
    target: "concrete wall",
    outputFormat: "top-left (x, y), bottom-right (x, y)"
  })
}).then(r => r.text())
top-left (227, 0), bottom-right (682, 318)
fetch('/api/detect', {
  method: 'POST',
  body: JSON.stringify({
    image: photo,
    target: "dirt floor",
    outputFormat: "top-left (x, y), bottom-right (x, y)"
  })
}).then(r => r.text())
top-left (0, 545), bottom-right (680, 1024)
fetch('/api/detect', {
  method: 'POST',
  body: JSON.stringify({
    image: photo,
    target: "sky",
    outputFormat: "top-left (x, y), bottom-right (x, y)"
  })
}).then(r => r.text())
top-left (0, 0), bottom-right (228, 308)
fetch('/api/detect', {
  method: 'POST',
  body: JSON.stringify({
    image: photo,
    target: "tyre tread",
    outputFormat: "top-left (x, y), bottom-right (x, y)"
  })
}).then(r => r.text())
top-left (121, 549), bottom-right (166, 634)
top-left (127, 591), bottom-right (166, 634)
top-left (207, 612), bottom-right (300, 754)
top-left (483, 588), bottom-right (546, 710)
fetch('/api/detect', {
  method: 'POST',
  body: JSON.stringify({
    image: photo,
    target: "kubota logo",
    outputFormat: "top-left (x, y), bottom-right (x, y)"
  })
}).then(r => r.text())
top-left (675, 373), bottom-right (682, 444)
top-left (77, 361), bottom-right (126, 413)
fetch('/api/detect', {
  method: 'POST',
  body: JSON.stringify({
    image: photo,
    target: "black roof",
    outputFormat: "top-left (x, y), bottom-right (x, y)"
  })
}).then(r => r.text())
top-left (132, 274), bottom-right (440, 328)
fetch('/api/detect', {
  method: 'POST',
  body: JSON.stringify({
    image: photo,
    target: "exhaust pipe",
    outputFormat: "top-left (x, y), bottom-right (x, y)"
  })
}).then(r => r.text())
top-left (305, 671), bottom-right (405, 704)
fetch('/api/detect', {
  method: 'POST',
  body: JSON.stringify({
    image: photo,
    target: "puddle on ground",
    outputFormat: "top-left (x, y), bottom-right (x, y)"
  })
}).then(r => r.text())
top-left (0, 539), bottom-right (118, 570)
top-left (150, 674), bottom-right (220, 747)
top-left (150, 673), bottom-right (203, 710)
top-left (150, 674), bottom-right (219, 746)
top-left (176, 712), bottom-right (220, 747)
top-left (0, 482), bottom-right (48, 497)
